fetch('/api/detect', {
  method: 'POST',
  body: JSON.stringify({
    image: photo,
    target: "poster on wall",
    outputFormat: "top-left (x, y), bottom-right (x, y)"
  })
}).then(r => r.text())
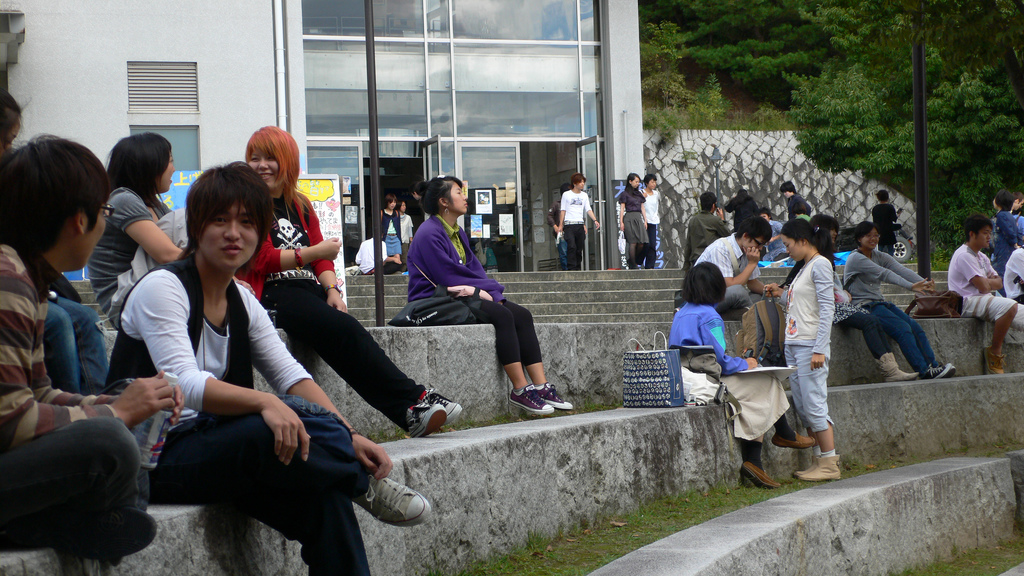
top-left (298, 174), bottom-right (347, 304)
top-left (470, 215), bottom-right (483, 238)
top-left (499, 214), bottom-right (514, 236)
top-left (612, 179), bottom-right (629, 269)
top-left (475, 189), bottom-right (493, 215)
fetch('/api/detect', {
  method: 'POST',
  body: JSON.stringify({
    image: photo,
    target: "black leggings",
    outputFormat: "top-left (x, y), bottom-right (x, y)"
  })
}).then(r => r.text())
top-left (261, 280), bottom-right (425, 430)
top-left (478, 299), bottom-right (543, 367)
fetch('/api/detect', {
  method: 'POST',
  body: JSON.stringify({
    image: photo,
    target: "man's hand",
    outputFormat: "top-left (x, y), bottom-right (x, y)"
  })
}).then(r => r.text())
top-left (743, 243), bottom-right (761, 262)
top-left (110, 373), bottom-right (177, 428)
top-left (594, 221), bottom-right (601, 231)
top-left (259, 394), bottom-right (310, 465)
top-left (352, 434), bottom-right (393, 480)
top-left (811, 353), bottom-right (826, 370)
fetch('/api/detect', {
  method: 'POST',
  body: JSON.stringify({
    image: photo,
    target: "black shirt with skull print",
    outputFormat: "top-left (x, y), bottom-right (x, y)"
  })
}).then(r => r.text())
top-left (271, 196), bottom-right (314, 273)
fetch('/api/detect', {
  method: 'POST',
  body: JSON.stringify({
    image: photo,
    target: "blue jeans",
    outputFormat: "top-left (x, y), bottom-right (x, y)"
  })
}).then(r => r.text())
top-left (44, 296), bottom-right (109, 396)
top-left (784, 343), bottom-right (832, 432)
top-left (866, 301), bottom-right (937, 375)
top-left (150, 395), bottom-right (371, 576)
top-left (836, 310), bottom-right (890, 359)
top-left (557, 237), bottom-right (568, 270)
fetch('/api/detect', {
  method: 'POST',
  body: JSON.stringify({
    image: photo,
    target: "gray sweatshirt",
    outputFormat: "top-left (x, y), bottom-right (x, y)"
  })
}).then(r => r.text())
top-left (843, 250), bottom-right (922, 306)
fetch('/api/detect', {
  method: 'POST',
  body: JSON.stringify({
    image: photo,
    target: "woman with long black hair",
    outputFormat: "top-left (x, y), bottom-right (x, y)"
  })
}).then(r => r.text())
top-left (88, 133), bottom-right (182, 324)
top-left (618, 172), bottom-right (647, 269)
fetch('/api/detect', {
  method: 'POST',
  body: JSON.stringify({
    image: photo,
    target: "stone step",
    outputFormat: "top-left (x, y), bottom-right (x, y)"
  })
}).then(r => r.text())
top-left (346, 278), bottom-right (683, 297)
top-left (590, 457), bottom-right (1014, 576)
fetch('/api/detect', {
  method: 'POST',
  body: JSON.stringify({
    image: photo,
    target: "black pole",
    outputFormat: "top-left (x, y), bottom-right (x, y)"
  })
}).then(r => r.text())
top-left (912, 22), bottom-right (931, 279)
top-left (364, 0), bottom-right (385, 326)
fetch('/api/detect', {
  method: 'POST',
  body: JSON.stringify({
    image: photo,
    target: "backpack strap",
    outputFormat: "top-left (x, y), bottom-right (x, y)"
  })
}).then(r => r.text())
top-left (727, 243), bottom-right (741, 277)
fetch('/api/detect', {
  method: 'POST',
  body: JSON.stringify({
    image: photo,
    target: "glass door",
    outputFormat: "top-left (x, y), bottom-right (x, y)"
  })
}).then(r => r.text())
top-left (307, 144), bottom-right (363, 265)
top-left (577, 137), bottom-right (604, 270)
top-left (456, 143), bottom-right (522, 272)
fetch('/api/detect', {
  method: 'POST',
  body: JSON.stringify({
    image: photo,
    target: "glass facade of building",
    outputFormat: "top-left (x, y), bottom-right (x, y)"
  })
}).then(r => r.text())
top-left (302, 0), bottom-right (605, 271)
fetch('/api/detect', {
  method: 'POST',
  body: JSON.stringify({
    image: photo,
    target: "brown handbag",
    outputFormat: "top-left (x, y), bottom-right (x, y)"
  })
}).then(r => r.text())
top-left (904, 290), bottom-right (963, 319)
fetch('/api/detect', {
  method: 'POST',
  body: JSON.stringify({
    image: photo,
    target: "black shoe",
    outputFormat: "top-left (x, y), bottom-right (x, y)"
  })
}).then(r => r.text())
top-left (405, 401), bottom-right (446, 438)
top-left (7, 506), bottom-right (156, 561)
top-left (921, 364), bottom-right (955, 380)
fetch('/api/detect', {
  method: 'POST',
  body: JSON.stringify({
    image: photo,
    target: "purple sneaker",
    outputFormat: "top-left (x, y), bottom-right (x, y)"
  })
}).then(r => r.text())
top-left (534, 383), bottom-right (573, 410)
top-left (508, 388), bottom-right (554, 415)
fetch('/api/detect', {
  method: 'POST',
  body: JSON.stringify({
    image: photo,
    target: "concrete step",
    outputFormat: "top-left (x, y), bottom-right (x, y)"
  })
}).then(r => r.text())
top-left (346, 289), bottom-right (678, 309)
top-left (591, 457), bottom-right (1014, 576)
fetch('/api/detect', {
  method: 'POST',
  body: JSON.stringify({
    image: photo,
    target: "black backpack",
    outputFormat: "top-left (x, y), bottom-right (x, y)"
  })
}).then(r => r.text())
top-left (734, 298), bottom-right (787, 367)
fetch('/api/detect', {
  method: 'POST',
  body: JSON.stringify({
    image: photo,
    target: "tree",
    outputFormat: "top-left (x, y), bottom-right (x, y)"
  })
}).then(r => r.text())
top-left (790, 2), bottom-right (1024, 249)
top-left (639, 0), bottom-right (833, 108)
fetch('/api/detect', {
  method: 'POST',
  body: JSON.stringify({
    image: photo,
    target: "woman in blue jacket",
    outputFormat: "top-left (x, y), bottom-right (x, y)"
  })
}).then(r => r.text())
top-left (407, 176), bottom-right (572, 416)
top-left (670, 263), bottom-right (813, 489)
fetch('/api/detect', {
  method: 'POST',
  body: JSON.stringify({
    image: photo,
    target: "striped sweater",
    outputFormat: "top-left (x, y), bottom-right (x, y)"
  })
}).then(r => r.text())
top-left (0, 245), bottom-right (115, 452)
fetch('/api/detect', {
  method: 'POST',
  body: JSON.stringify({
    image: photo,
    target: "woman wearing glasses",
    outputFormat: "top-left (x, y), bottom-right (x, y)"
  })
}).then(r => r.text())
top-left (88, 133), bottom-right (182, 327)
top-left (843, 221), bottom-right (956, 380)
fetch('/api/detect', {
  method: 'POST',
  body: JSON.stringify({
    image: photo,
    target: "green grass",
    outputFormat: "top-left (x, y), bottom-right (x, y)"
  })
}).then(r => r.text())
top-left (431, 439), bottom-right (1024, 576)
top-left (892, 537), bottom-right (1024, 576)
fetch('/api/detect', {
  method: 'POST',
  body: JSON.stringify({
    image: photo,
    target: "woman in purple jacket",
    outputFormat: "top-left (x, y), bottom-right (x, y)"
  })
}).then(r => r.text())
top-left (407, 176), bottom-right (572, 416)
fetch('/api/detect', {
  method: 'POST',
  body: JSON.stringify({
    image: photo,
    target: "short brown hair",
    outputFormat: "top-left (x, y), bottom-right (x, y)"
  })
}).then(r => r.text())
top-left (570, 172), bottom-right (586, 186)
top-left (183, 162), bottom-right (274, 270)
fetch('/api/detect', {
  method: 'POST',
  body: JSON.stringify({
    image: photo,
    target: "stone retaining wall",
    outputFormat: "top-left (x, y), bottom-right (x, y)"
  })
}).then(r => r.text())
top-left (644, 129), bottom-right (917, 269)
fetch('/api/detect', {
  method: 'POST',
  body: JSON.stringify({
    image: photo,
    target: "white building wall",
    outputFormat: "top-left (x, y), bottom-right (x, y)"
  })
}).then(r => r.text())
top-left (8, 0), bottom-right (284, 167)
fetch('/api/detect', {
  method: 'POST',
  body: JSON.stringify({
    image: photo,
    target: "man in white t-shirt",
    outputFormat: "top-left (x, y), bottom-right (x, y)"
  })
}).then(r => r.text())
top-left (640, 174), bottom-right (660, 269)
top-left (694, 215), bottom-right (772, 316)
top-left (557, 172), bottom-right (601, 271)
top-left (948, 214), bottom-right (1024, 374)
top-left (1004, 247), bottom-right (1024, 303)
top-left (355, 238), bottom-right (402, 275)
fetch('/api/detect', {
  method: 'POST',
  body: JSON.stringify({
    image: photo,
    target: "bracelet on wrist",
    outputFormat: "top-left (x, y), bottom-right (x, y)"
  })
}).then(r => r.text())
top-left (294, 247), bottom-right (304, 269)
top-left (347, 427), bottom-right (360, 437)
top-left (326, 283), bottom-right (341, 294)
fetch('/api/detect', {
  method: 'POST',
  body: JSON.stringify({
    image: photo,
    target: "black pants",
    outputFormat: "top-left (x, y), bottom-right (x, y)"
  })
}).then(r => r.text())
top-left (641, 224), bottom-right (659, 268)
top-left (564, 223), bottom-right (586, 270)
top-left (478, 299), bottom-right (543, 367)
top-left (262, 280), bottom-right (425, 430)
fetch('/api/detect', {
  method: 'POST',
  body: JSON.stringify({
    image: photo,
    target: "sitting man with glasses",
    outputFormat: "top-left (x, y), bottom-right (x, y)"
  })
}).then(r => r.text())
top-left (693, 215), bottom-right (773, 317)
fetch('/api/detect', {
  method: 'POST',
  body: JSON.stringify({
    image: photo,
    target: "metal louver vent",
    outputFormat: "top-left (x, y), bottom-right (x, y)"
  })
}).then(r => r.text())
top-left (127, 62), bottom-right (198, 111)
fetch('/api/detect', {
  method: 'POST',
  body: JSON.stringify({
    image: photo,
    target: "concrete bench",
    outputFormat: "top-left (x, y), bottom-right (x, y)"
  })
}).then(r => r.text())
top-left (7, 373), bottom-right (1024, 576)
top-left (589, 457), bottom-right (1015, 576)
top-left (259, 318), bottom-right (1023, 437)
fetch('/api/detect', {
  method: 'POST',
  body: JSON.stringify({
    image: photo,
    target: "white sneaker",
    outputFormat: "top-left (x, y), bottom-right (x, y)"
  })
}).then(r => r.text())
top-left (353, 477), bottom-right (431, 526)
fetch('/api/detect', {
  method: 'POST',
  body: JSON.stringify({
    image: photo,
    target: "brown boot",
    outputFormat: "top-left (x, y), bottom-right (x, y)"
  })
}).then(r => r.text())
top-left (985, 346), bottom-right (1005, 374)
top-left (771, 433), bottom-right (816, 449)
top-left (876, 352), bottom-right (918, 382)
top-left (741, 462), bottom-right (780, 489)
top-left (795, 455), bottom-right (840, 482)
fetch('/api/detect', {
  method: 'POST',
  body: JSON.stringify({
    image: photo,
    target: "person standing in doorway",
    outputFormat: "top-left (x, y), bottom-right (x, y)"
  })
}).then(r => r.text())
top-left (871, 190), bottom-right (899, 255)
top-left (547, 183), bottom-right (571, 270)
top-left (641, 174), bottom-right (661, 269)
top-left (559, 173), bottom-right (601, 271)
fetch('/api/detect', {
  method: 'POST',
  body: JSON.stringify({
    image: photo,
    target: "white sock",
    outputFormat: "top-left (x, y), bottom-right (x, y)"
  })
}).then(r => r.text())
top-left (820, 449), bottom-right (836, 458)
top-left (512, 387), bottom-right (526, 396)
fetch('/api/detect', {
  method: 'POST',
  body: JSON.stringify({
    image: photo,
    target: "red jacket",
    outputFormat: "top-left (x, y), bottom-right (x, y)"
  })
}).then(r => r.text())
top-left (241, 199), bottom-right (335, 301)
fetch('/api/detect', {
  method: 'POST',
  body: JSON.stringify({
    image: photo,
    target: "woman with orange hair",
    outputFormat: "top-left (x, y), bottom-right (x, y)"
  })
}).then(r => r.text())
top-left (241, 126), bottom-right (460, 438)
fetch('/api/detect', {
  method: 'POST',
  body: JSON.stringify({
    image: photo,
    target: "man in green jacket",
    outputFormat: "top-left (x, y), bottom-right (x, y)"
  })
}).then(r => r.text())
top-left (684, 191), bottom-right (730, 272)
